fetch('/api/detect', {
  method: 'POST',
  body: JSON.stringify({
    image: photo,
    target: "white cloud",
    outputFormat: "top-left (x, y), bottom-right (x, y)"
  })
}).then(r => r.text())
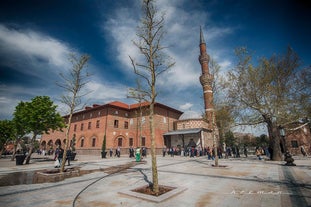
top-left (103, 8), bottom-right (140, 70)
top-left (84, 81), bottom-right (128, 101)
top-left (0, 24), bottom-right (73, 75)
top-left (179, 102), bottom-right (193, 111)
top-left (0, 96), bottom-right (18, 119)
top-left (0, 83), bottom-right (62, 119)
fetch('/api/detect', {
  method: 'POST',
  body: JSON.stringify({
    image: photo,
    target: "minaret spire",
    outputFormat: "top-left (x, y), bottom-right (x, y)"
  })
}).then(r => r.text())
top-left (199, 27), bottom-right (213, 127)
top-left (200, 26), bottom-right (205, 44)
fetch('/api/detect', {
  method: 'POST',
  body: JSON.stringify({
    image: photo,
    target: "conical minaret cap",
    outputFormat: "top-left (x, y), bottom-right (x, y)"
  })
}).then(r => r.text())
top-left (200, 26), bottom-right (205, 44)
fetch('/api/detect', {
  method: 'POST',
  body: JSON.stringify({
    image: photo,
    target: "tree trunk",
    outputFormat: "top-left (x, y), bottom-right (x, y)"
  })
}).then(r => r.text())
top-left (149, 102), bottom-right (159, 195)
top-left (213, 113), bottom-right (219, 166)
top-left (214, 146), bottom-right (219, 166)
top-left (25, 134), bottom-right (37, 164)
top-left (60, 111), bottom-right (74, 172)
top-left (266, 118), bottom-right (282, 161)
top-left (271, 127), bottom-right (282, 161)
top-left (25, 147), bottom-right (33, 164)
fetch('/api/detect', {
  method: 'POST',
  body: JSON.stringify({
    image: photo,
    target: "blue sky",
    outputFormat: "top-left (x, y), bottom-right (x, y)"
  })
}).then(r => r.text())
top-left (0, 0), bottom-right (310, 135)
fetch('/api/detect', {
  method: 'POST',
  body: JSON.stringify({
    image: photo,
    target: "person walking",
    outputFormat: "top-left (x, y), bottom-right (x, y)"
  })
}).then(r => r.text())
top-left (129, 146), bottom-right (134, 158)
top-left (301, 146), bottom-right (307, 156)
top-left (243, 146), bottom-right (248, 158)
top-left (109, 148), bottom-right (113, 157)
top-left (117, 146), bottom-right (121, 157)
top-left (162, 146), bottom-right (166, 157)
top-left (54, 147), bottom-right (60, 161)
top-left (55, 147), bottom-right (64, 168)
top-left (66, 148), bottom-right (72, 166)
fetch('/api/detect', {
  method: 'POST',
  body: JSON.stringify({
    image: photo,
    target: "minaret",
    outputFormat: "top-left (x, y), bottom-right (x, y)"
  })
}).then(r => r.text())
top-left (199, 27), bottom-right (214, 127)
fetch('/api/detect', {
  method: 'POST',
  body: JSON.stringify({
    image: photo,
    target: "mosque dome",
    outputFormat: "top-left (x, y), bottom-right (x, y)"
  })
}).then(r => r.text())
top-left (179, 110), bottom-right (202, 120)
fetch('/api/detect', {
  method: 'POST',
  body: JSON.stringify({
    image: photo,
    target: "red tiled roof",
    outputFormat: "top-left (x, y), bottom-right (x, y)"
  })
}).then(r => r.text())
top-left (65, 100), bottom-right (182, 118)
top-left (130, 101), bottom-right (150, 109)
top-left (108, 101), bottom-right (130, 109)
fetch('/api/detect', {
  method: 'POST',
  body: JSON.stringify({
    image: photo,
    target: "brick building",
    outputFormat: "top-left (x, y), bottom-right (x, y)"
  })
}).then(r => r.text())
top-left (40, 101), bottom-right (217, 156)
top-left (163, 111), bottom-right (213, 151)
top-left (40, 101), bottom-right (183, 155)
top-left (285, 122), bottom-right (311, 155)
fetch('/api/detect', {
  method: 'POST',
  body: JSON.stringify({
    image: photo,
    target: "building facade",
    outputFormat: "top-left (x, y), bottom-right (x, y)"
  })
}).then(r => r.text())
top-left (40, 101), bottom-right (183, 155)
top-left (163, 111), bottom-right (213, 152)
top-left (285, 123), bottom-right (311, 155)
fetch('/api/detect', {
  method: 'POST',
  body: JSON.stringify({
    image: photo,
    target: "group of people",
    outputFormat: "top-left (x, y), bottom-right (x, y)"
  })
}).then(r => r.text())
top-left (51, 144), bottom-right (309, 166)
top-left (128, 146), bottom-right (147, 159)
top-left (110, 147), bottom-right (121, 158)
top-left (160, 145), bottom-right (265, 161)
top-left (162, 146), bottom-right (224, 159)
top-left (108, 146), bottom-right (148, 159)
top-left (54, 146), bottom-right (72, 168)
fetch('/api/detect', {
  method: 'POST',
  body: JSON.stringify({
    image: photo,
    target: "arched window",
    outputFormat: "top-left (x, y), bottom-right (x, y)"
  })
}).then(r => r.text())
top-left (55, 139), bottom-right (61, 147)
top-left (80, 139), bottom-right (84, 147)
top-left (129, 138), bottom-right (133, 147)
top-left (92, 138), bottom-right (96, 147)
top-left (118, 137), bottom-right (123, 147)
top-left (141, 137), bottom-right (146, 146)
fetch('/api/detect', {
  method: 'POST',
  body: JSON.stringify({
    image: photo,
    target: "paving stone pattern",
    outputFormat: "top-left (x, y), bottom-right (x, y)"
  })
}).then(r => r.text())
top-left (0, 154), bottom-right (310, 207)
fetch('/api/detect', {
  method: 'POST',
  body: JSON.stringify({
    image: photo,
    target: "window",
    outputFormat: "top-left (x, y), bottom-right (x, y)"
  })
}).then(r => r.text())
top-left (90, 113), bottom-right (92, 118)
top-left (96, 120), bottom-right (100, 128)
top-left (124, 121), bottom-right (128, 129)
top-left (80, 123), bottom-right (84, 131)
top-left (291, 140), bottom-right (299, 148)
top-left (141, 137), bottom-right (146, 146)
top-left (114, 120), bottom-right (119, 128)
top-left (129, 138), bottom-right (133, 147)
top-left (92, 138), bottom-right (96, 147)
top-left (80, 139), bottom-right (84, 147)
top-left (118, 137), bottom-right (123, 147)
top-left (74, 124), bottom-right (77, 132)
top-left (88, 122), bottom-right (91, 129)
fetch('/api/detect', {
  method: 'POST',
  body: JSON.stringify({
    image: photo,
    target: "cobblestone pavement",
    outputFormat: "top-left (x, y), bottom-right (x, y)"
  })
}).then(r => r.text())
top-left (0, 154), bottom-right (310, 207)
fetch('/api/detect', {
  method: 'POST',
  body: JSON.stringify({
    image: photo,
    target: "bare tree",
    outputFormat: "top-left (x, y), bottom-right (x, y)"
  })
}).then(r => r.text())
top-left (57, 54), bottom-right (90, 172)
top-left (222, 47), bottom-right (310, 161)
top-left (127, 80), bottom-right (148, 149)
top-left (129, 0), bottom-right (175, 194)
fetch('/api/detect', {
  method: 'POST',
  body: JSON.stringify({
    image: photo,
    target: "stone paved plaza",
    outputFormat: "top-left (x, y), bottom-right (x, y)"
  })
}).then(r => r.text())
top-left (0, 154), bottom-right (310, 207)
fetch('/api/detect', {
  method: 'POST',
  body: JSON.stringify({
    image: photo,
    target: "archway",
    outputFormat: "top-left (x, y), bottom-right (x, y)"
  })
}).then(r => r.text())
top-left (41, 140), bottom-right (47, 150)
top-left (55, 139), bottom-right (61, 147)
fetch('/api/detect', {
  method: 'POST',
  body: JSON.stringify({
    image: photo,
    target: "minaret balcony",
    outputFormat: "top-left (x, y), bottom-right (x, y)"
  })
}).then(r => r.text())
top-left (199, 53), bottom-right (210, 64)
top-left (200, 73), bottom-right (213, 86)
